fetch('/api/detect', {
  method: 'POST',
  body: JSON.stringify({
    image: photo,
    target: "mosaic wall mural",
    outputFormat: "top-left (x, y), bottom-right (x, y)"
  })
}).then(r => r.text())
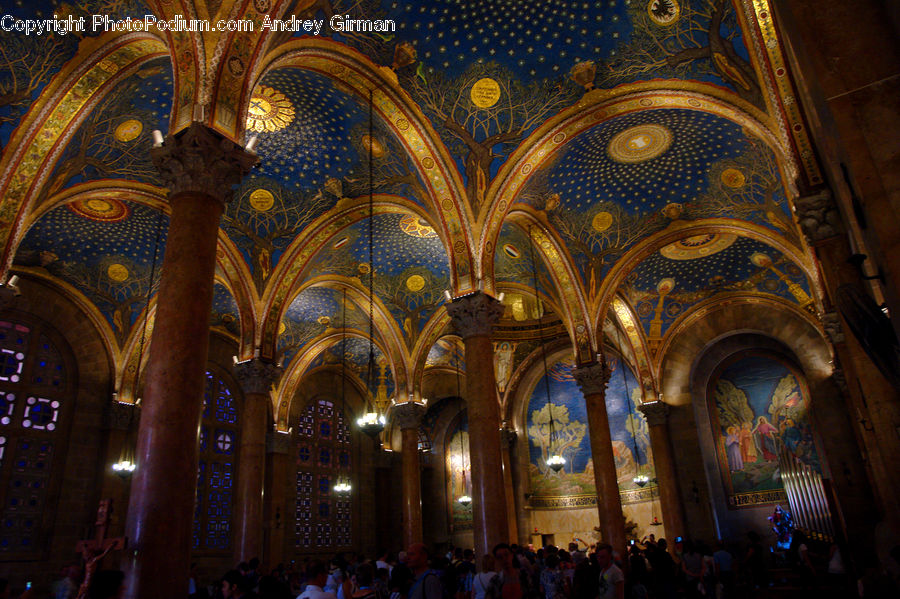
top-left (526, 354), bottom-right (654, 507)
top-left (445, 413), bottom-right (473, 531)
top-left (709, 353), bottom-right (819, 507)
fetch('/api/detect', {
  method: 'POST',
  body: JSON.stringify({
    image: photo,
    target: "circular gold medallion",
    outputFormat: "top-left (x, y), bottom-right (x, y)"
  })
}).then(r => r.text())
top-left (114, 119), bottom-right (143, 142)
top-left (362, 134), bottom-right (386, 158)
top-left (317, 315), bottom-right (331, 326)
top-left (107, 263), bottom-right (129, 282)
top-left (608, 124), bottom-right (673, 163)
top-left (249, 189), bottom-right (275, 212)
top-left (67, 197), bottom-right (130, 222)
top-left (246, 85), bottom-right (295, 133)
top-left (720, 167), bottom-right (746, 188)
top-left (591, 211), bottom-right (614, 232)
top-left (659, 233), bottom-right (737, 260)
top-left (470, 78), bottom-right (501, 108)
top-left (647, 0), bottom-right (681, 26)
top-left (750, 252), bottom-right (772, 268)
top-left (406, 274), bottom-right (426, 292)
top-left (278, 321), bottom-right (286, 335)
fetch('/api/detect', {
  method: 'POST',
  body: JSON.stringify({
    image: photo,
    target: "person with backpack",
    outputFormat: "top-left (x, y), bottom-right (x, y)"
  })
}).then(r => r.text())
top-left (407, 544), bottom-right (444, 599)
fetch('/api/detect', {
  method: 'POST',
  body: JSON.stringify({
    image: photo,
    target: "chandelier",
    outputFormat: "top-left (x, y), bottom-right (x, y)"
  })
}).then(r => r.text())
top-left (334, 288), bottom-right (353, 496)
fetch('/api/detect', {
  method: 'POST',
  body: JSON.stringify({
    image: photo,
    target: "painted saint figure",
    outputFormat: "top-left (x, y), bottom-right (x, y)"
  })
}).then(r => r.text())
top-left (753, 416), bottom-right (779, 461)
top-left (739, 421), bottom-right (758, 464)
top-left (724, 426), bottom-right (743, 472)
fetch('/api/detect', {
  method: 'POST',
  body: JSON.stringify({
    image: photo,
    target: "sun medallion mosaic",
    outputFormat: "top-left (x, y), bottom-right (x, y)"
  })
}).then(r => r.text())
top-left (607, 124), bottom-right (673, 164)
top-left (399, 214), bottom-right (438, 238)
top-left (659, 233), bottom-right (738, 260)
top-left (246, 86), bottom-right (295, 133)
top-left (66, 198), bottom-right (130, 222)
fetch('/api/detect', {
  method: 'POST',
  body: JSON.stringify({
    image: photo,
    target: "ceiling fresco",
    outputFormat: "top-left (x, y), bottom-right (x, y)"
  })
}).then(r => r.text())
top-left (519, 108), bottom-right (795, 289)
top-left (0, 0), bottom-right (821, 413)
top-left (305, 212), bottom-right (451, 347)
top-left (620, 234), bottom-right (813, 345)
top-left (0, 0), bottom-right (153, 148)
top-left (13, 199), bottom-right (168, 345)
top-left (43, 57), bottom-right (174, 202)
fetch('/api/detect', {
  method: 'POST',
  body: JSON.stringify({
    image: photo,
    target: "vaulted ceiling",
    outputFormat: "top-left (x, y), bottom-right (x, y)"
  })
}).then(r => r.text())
top-left (1, 0), bottom-right (824, 421)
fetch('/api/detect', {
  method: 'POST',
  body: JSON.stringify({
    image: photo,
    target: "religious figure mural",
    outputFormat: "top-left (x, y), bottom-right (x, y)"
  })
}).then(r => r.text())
top-left (445, 416), bottom-right (473, 531)
top-left (526, 355), bottom-right (654, 505)
top-left (709, 354), bottom-right (820, 507)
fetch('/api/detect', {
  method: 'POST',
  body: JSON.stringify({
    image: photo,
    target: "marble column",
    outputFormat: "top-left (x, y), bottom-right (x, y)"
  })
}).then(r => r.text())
top-left (122, 124), bottom-right (257, 599)
top-left (264, 430), bottom-right (291, 568)
top-left (573, 359), bottom-right (626, 554)
top-left (637, 401), bottom-right (685, 541)
top-left (233, 358), bottom-right (282, 564)
top-left (500, 425), bottom-right (520, 543)
top-left (391, 401), bottom-right (426, 548)
top-left (446, 292), bottom-right (509, 557)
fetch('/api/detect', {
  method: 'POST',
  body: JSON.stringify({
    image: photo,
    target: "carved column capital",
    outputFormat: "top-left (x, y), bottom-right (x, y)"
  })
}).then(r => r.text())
top-left (390, 401), bottom-right (426, 430)
top-left (266, 430), bottom-right (291, 455)
top-left (821, 312), bottom-right (845, 345)
top-left (233, 358), bottom-right (282, 396)
top-left (446, 292), bottom-right (504, 339)
top-left (151, 123), bottom-right (258, 202)
top-left (793, 189), bottom-right (843, 243)
top-left (637, 401), bottom-right (669, 427)
top-left (573, 358), bottom-right (611, 398)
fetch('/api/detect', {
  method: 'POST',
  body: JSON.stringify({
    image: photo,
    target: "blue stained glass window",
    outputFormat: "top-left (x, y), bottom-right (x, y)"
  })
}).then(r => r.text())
top-left (295, 398), bottom-right (352, 549)
top-left (193, 370), bottom-right (238, 551)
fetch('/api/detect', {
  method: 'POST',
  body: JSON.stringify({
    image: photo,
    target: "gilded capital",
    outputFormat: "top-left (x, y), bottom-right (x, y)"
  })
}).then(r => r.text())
top-left (793, 189), bottom-right (842, 243)
top-left (390, 401), bottom-right (426, 430)
top-left (151, 123), bottom-right (258, 202)
top-left (445, 292), bottom-right (504, 339)
top-left (637, 401), bottom-right (669, 427)
top-left (233, 358), bottom-right (282, 396)
top-left (573, 358), bottom-right (610, 398)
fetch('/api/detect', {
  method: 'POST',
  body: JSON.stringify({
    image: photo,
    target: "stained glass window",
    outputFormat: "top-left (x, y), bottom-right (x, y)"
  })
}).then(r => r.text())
top-left (0, 319), bottom-right (70, 556)
top-left (295, 399), bottom-right (352, 549)
top-left (193, 370), bottom-right (239, 551)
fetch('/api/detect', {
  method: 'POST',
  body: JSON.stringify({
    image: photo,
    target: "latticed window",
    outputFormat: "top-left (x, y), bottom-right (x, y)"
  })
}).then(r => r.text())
top-left (193, 370), bottom-right (239, 551)
top-left (0, 319), bottom-right (71, 556)
top-left (295, 399), bottom-right (352, 549)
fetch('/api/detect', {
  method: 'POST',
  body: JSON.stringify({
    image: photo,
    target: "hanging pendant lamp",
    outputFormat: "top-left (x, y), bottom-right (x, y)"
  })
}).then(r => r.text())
top-left (356, 87), bottom-right (385, 437)
top-left (452, 346), bottom-right (472, 507)
top-left (612, 315), bottom-right (649, 487)
top-left (527, 226), bottom-right (565, 473)
top-left (334, 289), bottom-right (353, 496)
top-left (113, 208), bottom-right (164, 478)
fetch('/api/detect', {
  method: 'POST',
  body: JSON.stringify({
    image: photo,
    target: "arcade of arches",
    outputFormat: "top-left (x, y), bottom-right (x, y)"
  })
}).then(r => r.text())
top-left (0, 0), bottom-right (898, 596)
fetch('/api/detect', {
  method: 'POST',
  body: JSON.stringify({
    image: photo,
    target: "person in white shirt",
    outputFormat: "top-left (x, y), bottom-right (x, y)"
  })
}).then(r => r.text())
top-left (595, 544), bottom-right (624, 599)
top-left (300, 560), bottom-right (339, 599)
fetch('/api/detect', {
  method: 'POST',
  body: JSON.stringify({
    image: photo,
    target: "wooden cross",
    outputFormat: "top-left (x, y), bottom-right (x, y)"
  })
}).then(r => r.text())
top-left (74, 499), bottom-right (127, 599)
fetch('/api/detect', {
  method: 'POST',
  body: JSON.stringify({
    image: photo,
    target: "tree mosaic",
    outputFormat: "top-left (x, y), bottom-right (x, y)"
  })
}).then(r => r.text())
top-left (709, 353), bottom-right (820, 506)
top-left (603, 0), bottom-right (762, 106)
top-left (42, 58), bottom-right (173, 202)
top-left (526, 355), bottom-right (653, 502)
top-left (445, 416), bottom-right (473, 532)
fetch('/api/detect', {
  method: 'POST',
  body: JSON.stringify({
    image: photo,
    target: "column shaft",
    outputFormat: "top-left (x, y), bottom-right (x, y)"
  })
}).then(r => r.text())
top-left (638, 402), bottom-right (685, 540)
top-left (264, 433), bottom-right (291, 567)
top-left (574, 361), bottom-right (626, 554)
top-left (401, 426), bottom-right (423, 547)
top-left (122, 191), bottom-right (223, 597)
top-left (447, 292), bottom-right (508, 557)
top-left (233, 391), bottom-right (268, 563)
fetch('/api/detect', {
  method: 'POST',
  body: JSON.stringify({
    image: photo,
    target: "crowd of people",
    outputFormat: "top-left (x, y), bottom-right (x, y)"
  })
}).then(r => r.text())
top-left (185, 532), bottom-right (898, 599)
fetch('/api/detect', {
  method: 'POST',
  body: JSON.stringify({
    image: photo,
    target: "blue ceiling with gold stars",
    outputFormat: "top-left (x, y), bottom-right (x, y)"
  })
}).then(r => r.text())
top-left (521, 108), bottom-right (795, 285)
top-left (211, 282), bottom-right (241, 338)
top-left (13, 199), bottom-right (168, 343)
top-left (45, 57), bottom-right (173, 197)
top-left (622, 234), bottom-right (813, 339)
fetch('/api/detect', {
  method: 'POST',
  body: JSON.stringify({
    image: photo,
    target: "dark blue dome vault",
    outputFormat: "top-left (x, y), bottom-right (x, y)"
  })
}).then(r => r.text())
top-left (3, 0), bottom-right (814, 411)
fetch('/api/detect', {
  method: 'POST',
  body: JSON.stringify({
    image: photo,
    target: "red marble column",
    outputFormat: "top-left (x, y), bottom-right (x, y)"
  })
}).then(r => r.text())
top-left (500, 426), bottom-right (520, 543)
top-left (391, 401), bottom-right (426, 547)
top-left (446, 292), bottom-right (509, 558)
top-left (573, 359), bottom-right (626, 555)
top-left (264, 431), bottom-right (291, 568)
top-left (637, 401), bottom-right (686, 541)
top-left (233, 359), bottom-right (282, 565)
top-left (122, 124), bottom-right (257, 599)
